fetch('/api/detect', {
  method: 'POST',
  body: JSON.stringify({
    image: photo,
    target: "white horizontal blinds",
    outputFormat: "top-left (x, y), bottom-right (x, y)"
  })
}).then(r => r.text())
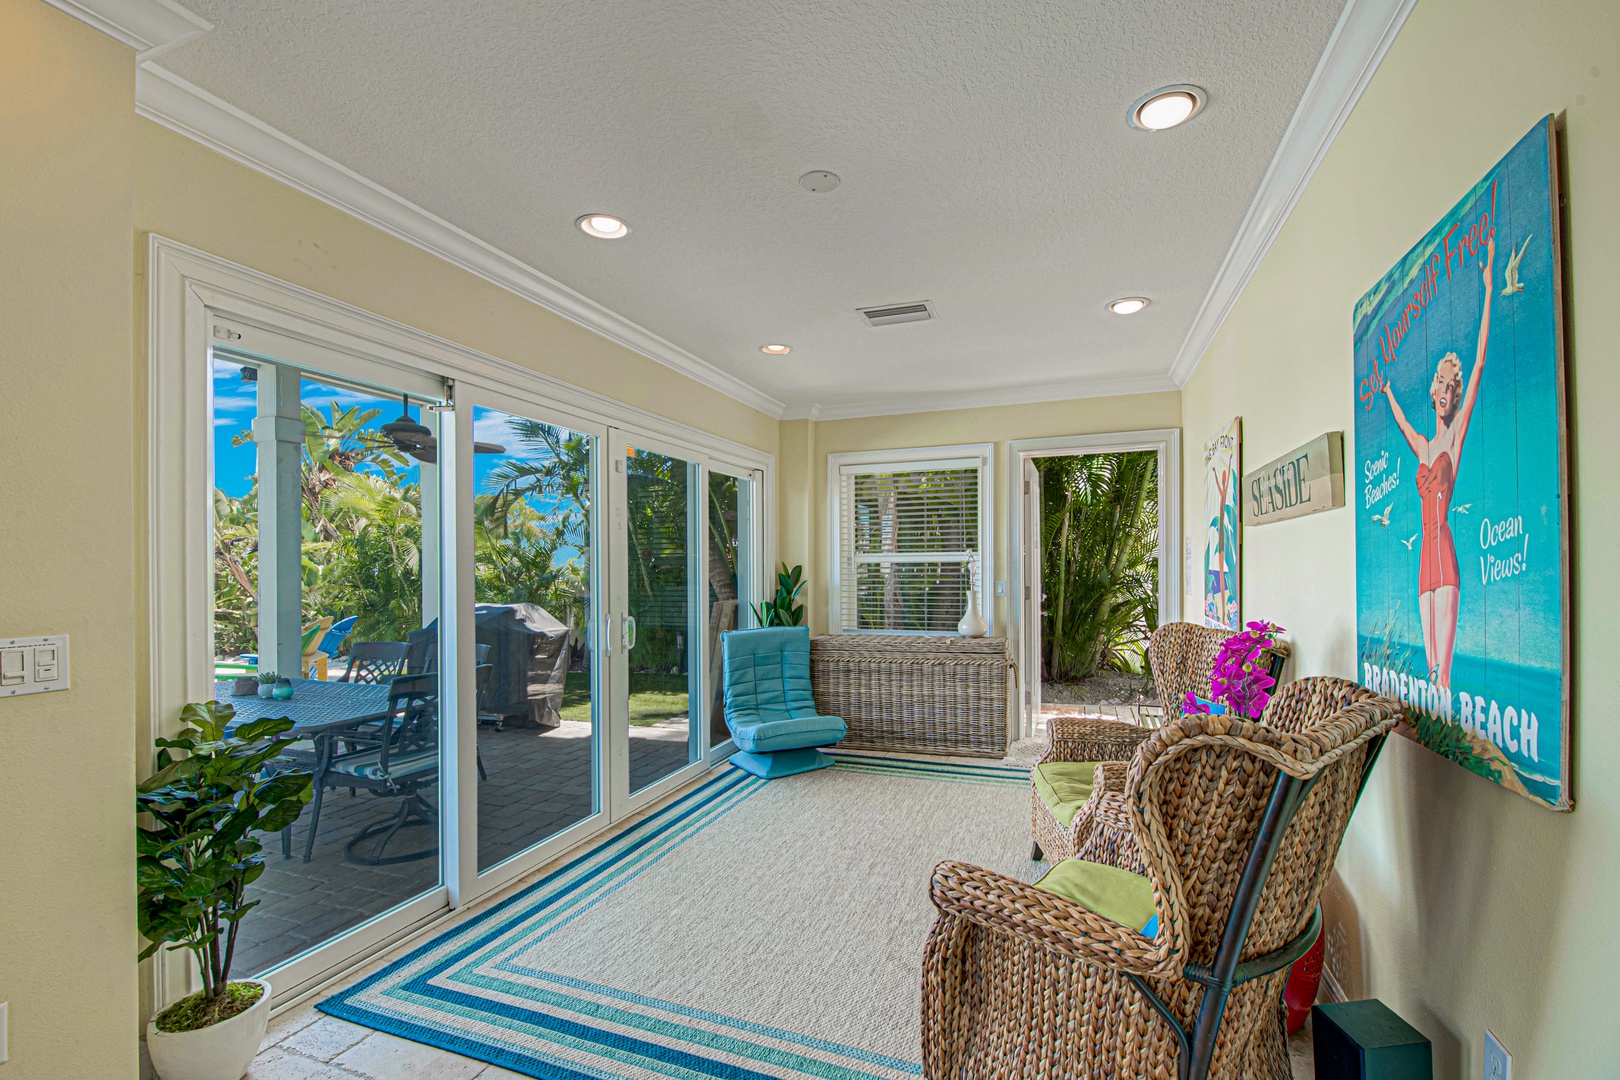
top-left (839, 461), bottom-right (980, 632)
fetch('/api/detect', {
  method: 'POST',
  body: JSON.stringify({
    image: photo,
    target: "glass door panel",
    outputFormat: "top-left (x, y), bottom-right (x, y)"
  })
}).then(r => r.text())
top-left (624, 445), bottom-right (701, 793)
top-left (470, 406), bottom-right (599, 872)
top-left (707, 471), bottom-right (754, 751)
top-left (209, 344), bottom-right (444, 977)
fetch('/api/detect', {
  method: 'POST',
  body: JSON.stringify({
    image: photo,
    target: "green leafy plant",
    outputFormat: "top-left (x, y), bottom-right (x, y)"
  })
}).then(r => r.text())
top-left (254, 670), bottom-right (278, 685)
top-left (1037, 451), bottom-right (1159, 681)
top-left (137, 702), bottom-right (313, 1030)
top-left (751, 563), bottom-right (806, 627)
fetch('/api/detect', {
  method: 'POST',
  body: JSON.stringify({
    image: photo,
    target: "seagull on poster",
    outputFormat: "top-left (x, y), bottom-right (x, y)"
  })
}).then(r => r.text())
top-left (1400, 533), bottom-right (1418, 550)
top-left (1371, 505), bottom-right (1392, 527)
top-left (1501, 235), bottom-right (1532, 296)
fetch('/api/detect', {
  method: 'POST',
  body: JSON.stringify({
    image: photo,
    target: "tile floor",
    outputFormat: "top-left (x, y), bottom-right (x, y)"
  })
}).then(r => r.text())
top-left (236, 718), bottom-right (692, 974)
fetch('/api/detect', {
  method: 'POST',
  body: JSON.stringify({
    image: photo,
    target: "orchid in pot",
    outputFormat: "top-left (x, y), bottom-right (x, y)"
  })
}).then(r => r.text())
top-left (1182, 620), bottom-right (1284, 720)
top-left (137, 701), bottom-right (312, 1080)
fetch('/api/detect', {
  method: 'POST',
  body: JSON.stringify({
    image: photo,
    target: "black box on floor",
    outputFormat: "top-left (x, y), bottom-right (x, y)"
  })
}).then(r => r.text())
top-left (1311, 1001), bottom-right (1432, 1080)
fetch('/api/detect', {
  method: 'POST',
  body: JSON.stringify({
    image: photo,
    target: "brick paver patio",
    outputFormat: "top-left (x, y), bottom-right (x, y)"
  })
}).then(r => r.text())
top-left (237, 718), bottom-right (695, 976)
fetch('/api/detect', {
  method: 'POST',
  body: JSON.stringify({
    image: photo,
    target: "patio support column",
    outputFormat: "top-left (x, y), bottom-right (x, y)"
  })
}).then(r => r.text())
top-left (255, 363), bottom-right (305, 677)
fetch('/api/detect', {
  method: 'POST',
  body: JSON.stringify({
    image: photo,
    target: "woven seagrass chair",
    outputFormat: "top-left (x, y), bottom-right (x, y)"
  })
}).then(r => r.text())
top-left (925, 677), bottom-right (1400, 1080)
top-left (1030, 622), bottom-right (1289, 864)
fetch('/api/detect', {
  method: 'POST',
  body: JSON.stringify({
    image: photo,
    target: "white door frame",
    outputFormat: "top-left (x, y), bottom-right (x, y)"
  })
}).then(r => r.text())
top-left (1007, 429), bottom-right (1181, 739)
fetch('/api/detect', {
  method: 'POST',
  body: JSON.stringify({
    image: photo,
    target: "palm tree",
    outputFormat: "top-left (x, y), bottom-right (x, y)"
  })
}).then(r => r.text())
top-left (1037, 452), bottom-right (1159, 681)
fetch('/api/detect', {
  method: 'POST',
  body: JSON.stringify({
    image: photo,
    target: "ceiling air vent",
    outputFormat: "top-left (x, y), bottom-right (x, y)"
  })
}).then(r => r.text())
top-left (857, 301), bottom-right (935, 327)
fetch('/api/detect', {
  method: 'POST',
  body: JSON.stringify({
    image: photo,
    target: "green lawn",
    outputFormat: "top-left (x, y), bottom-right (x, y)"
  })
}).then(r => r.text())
top-left (559, 671), bottom-right (691, 726)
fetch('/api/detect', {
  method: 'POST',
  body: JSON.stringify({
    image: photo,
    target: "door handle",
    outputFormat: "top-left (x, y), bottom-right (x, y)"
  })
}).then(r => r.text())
top-left (622, 614), bottom-right (637, 651)
top-left (603, 613), bottom-right (614, 655)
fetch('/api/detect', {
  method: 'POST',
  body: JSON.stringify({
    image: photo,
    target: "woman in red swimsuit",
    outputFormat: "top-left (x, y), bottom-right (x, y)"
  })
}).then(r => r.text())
top-left (1382, 235), bottom-right (1493, 690)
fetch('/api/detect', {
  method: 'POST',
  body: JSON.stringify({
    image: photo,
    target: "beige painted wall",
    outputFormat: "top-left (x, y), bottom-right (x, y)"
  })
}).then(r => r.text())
top-left (781, 393), bottom-right (1181, 636)
top-left (1179, 0), bottom-right (1619, 1072)
top-left (132, 120), bottom-right (780, 457)
top-left (0, 2), bottom-right (138, 1077)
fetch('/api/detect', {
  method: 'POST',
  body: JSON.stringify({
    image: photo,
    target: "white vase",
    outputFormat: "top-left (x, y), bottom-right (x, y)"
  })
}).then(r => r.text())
top-left (958, 590), bottom-right (988, 638)
top-left (147, 980), bottom-right (272, 1080)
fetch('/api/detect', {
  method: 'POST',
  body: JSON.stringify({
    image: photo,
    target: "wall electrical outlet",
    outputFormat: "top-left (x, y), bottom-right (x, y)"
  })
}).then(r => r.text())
top-left (1484, 1030), bottom-right (1511, 1080)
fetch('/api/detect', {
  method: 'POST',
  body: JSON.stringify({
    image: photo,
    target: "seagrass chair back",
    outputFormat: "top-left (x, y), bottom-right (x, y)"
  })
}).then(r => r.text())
top-left (1125, 677), bottom-right (1398, 1077)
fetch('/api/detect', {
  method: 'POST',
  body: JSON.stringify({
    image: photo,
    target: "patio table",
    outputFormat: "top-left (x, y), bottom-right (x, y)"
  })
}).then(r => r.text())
top-left (214, 678), bottom-right (391, 735)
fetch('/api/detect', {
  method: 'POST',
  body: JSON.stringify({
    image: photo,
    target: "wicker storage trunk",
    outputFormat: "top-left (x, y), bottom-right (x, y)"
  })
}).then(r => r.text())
top-left (810, 635), bottom-right (1011, 757)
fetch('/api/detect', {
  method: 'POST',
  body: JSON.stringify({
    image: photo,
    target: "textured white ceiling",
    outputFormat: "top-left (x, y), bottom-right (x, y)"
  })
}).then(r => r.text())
top-left (156, 0), bottom-right (1347, 417)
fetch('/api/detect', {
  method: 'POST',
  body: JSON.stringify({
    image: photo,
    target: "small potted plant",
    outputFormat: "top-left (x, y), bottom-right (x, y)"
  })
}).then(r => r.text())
top-left (138, 701), bottom-right (312, 1080)
top-left (255, 671), bottom-right (278, 700)
top-left (750, 563), bottom-right (806, 627)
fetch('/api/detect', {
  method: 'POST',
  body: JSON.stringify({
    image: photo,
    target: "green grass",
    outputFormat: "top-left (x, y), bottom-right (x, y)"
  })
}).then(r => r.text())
top-left (560, 671), bottom-right (691, 726)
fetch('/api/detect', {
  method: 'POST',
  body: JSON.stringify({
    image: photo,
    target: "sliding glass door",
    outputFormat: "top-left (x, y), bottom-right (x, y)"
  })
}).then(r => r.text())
top-left (196, 315), bottom-right (763, 991)
top-left (207, 322), bottom-right (449, 989)
top-left (464, 402), bottom-right (603, 876)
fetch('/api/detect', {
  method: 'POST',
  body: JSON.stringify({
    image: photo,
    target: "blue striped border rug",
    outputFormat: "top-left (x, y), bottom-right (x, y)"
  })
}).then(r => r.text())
top-left (319, 753), bottom-right (1030, 1079)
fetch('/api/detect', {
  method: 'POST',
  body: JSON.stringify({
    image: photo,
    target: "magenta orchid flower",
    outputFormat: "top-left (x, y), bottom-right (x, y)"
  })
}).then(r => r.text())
top-left (1183, 620), bottom-right (1284, 720)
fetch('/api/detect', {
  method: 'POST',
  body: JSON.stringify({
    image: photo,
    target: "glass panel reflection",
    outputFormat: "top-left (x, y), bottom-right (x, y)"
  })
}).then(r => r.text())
top-left (626, 447), bottom-right (700, 791)
top-left (473, 408), bottom-right (597, 872)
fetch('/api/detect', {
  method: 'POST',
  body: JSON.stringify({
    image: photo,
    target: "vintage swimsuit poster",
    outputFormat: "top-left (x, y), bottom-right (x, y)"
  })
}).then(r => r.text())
top-left (1203, 418), bottom-right (1241, 631)
top-left (1353, 116), bottom-right (1570, 810)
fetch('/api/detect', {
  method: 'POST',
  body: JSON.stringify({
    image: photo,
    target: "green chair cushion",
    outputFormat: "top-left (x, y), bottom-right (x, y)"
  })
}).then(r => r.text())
top-left (1032, 857), bottom-right (1158, 934)
top-left (1033, 761), bottom-right (1098, 827)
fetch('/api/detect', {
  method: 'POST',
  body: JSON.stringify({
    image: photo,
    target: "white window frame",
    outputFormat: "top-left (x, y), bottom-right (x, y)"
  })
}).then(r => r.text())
top-left (827, 443), bottom-right (994, 636)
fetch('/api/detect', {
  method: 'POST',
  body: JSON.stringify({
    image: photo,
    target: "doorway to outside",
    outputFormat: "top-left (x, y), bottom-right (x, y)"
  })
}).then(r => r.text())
top-left (1010, 431), bottom-right (1181, 739)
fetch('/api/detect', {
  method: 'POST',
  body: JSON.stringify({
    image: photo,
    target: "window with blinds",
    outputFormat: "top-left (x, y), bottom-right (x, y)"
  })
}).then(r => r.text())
top-left (835, 453), bottom-right (988, 633)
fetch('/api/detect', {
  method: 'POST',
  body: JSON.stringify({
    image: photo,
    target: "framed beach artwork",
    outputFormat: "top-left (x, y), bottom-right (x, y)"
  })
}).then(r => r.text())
top-left (1352, 116), bottom-right (1570, 811)
top-left (1203, 418), bottom-right (1241, 630)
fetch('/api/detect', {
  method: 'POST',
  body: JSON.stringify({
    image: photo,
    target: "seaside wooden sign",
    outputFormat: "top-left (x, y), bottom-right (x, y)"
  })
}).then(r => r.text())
top-left (1242, 432), bottom-right (1345, 526)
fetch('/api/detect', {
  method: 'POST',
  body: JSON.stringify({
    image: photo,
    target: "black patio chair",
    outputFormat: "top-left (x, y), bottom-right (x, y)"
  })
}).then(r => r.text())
top-left (342, 641), bottom-right (409, 684)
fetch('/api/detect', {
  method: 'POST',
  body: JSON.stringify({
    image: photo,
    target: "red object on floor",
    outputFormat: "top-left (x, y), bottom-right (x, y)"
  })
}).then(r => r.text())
top-left (1284, 928), bottom-right (1325, 1034)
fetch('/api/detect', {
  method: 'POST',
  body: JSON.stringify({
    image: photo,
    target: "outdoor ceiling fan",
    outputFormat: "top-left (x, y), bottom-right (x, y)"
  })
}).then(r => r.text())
top-left (380, 394), bottom-right (507, 464)
top-left (321, 393), bottom-right (506, 464)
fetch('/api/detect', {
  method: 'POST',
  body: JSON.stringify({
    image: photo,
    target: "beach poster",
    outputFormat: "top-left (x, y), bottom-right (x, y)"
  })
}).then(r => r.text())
top-left (1203, 418), bottom-right (1241, 631)
top-left (1352, 116), bottom-right (1569, 811)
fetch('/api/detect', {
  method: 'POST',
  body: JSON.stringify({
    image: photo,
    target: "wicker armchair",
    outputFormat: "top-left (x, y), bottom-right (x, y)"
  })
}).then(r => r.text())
top-left (1030, 622), bottom-right (1289, 865)
top-left (925, 677), bottom-right (1401, 1080)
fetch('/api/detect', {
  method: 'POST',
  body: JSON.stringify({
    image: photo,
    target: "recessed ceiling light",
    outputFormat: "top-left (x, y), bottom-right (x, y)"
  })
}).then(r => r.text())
top-left (576, 213), bottom-right (630, 239)
top-left (1108, 297), bottom-right (1150, 315)
top-left (760, 343), bottom-right (792, 355)
top-left (1128, 85), bottom-right (1205, 131)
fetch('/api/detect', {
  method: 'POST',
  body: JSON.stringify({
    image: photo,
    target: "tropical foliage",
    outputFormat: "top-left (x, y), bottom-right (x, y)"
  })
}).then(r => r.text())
top-left (213, 405), bottom-right (592, 657)
top-left (752, 563), bottom-right (806, 627)
top-left (1037, 451), bottom-right (1159, 681)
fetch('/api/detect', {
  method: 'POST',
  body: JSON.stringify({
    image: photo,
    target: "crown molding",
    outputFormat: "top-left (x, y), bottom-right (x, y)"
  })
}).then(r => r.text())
top-left (781, 368), bottom-right (1181, 422)
top-left (43, 0), bottom-right (210, 59)
top-left (134, 63), bottom-right (788, 420)
top-left (1167, 0), bottom-right (1418, 386)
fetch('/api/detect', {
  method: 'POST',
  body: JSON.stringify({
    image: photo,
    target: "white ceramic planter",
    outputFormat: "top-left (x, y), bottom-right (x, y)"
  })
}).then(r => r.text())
top-left (146, 980), bottom-right (271, 1080)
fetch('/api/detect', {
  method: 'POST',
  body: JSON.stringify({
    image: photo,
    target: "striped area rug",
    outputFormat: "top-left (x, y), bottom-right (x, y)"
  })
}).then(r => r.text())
top-left (320, 753), bottom-right (1032, 1079)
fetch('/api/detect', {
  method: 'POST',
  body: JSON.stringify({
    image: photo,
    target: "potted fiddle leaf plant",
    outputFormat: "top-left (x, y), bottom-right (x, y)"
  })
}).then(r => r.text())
top-left (138, 701), bottom-right (312, 1080)
top-left (751, 563), bottom-right (806, 627)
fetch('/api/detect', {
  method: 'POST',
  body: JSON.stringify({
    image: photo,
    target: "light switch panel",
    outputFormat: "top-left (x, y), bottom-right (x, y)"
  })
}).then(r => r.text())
top-left (0, 635), bottom-right (70, 698)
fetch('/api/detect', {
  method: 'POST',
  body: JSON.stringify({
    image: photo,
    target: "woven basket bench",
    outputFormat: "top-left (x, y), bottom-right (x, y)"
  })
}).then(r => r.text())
top-left (809, 635), bottom-right (1012, 757)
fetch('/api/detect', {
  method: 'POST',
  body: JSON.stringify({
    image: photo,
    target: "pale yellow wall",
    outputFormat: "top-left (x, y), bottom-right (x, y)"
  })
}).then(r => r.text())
top-left (783, 393), bottom-right (1181, 635)
top-left (1179, 0), bottom-right (1619, 1072)
top-left (0, 2), bottom-right (138, 1077)
top-left (132, 120), bottom-right (780, 457)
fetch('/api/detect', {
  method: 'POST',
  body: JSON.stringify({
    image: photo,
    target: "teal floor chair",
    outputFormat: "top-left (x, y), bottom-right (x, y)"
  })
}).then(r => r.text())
top-left (722, 627), bottom-right (846, 778)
